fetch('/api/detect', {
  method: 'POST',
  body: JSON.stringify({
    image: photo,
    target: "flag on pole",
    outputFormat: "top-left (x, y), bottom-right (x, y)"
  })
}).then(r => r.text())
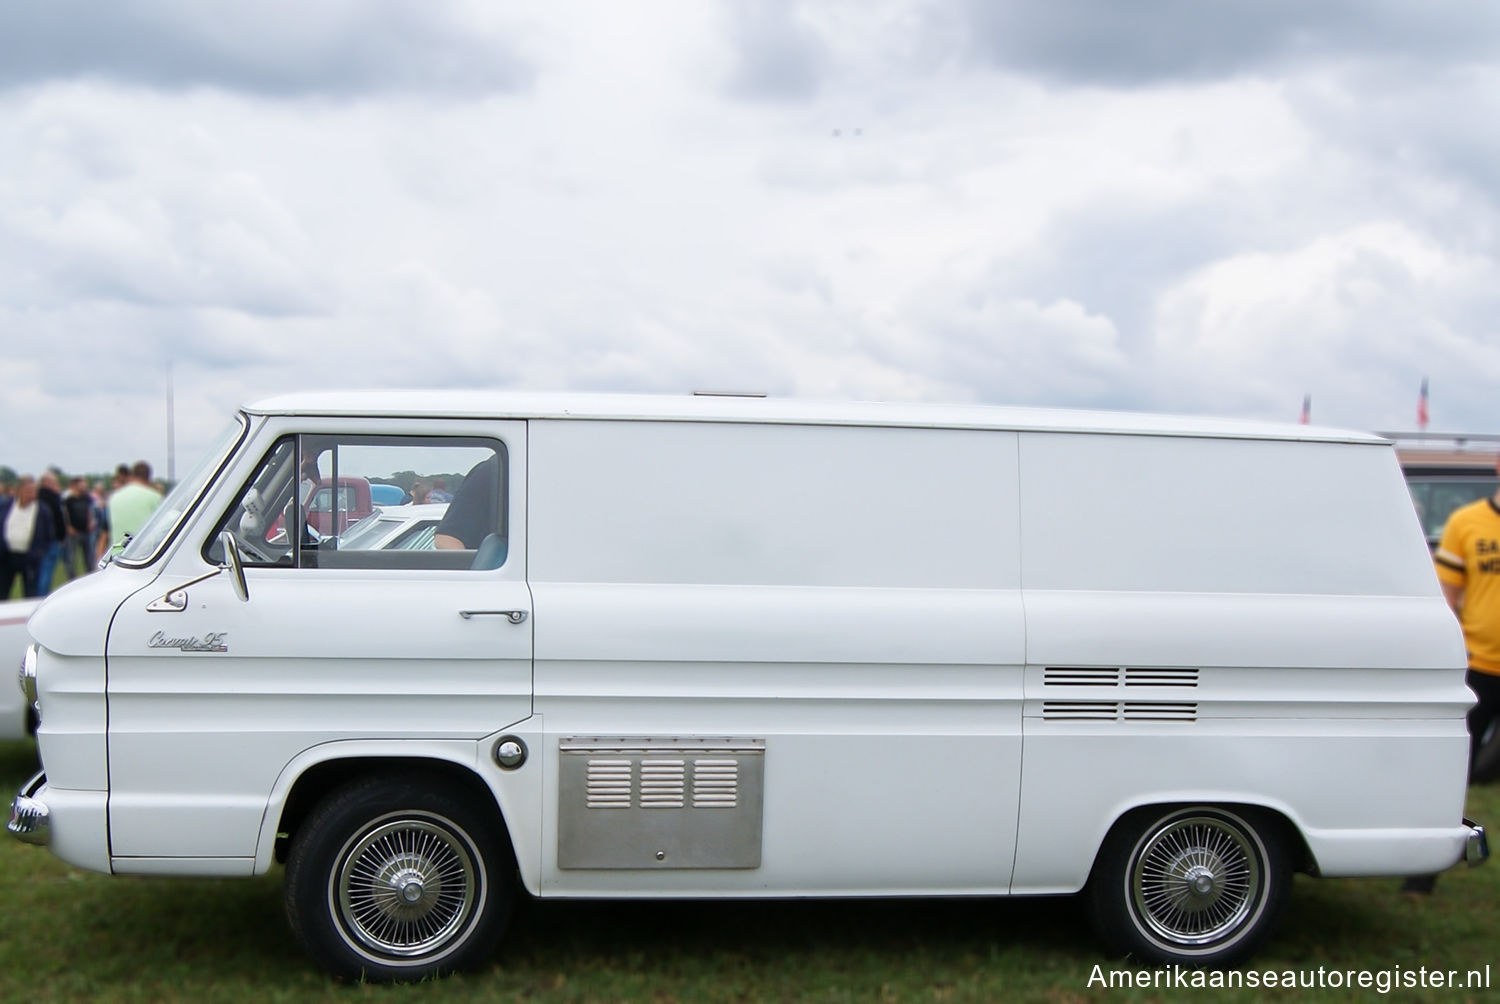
top-left (1417, 377), bottom-right (1430, 431)
top-left (1299, 393), bottom-right (1311, 425)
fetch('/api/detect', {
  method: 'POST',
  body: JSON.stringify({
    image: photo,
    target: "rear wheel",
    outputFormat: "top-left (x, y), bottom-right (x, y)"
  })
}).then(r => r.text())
top-left (284, 773), bottom-right (514, 981)
top-left (1088, 805), bottom-right (1289, 967)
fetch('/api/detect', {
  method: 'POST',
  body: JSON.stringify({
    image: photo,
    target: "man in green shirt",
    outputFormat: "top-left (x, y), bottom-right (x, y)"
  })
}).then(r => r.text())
top-left (100, 461), bottom-right (162, 560)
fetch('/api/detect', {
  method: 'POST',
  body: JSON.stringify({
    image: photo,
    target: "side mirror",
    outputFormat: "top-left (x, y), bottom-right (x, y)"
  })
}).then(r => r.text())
top-left (219, 531), bottom-right (249, 602)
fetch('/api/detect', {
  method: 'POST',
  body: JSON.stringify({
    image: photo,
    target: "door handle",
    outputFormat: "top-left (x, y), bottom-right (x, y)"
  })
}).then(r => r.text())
top-left (459, 610), bottom-right (528, 624)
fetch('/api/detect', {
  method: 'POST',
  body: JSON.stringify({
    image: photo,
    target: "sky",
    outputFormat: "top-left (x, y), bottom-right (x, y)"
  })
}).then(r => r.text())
top-left (3, 0), bottom-right (1499, 477)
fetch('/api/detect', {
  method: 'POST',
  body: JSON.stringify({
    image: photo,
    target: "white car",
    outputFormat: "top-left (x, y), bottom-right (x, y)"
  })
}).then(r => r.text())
top-left (335, 503), bottom-right (449, 552)
top-left (0, 598), bottom-right (41, 739)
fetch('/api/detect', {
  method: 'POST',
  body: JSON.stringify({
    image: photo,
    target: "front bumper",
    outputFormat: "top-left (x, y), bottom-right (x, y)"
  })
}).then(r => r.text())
top-left (1465, 817), bottom-right (1488, 866)
top-left (7, 771), bottom-right (49, 846)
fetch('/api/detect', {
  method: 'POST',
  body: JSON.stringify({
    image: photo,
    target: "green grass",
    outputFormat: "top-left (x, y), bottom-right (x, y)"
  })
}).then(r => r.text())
top-left (1, 738), bottom-right (1496, 1002)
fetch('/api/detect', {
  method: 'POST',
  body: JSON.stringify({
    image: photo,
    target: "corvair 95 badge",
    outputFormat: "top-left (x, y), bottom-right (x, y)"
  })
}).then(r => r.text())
top-left (148, 632), bottom-right (229, 653)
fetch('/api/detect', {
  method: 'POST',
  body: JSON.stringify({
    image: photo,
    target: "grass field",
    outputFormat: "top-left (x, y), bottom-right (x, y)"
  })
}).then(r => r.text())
top-left (0, 738), bottom-right (1496, 1002)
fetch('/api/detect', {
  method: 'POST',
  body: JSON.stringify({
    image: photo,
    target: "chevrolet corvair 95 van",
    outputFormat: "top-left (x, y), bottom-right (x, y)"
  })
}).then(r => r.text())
top-left (10, 392), bottom-right (1487, 980)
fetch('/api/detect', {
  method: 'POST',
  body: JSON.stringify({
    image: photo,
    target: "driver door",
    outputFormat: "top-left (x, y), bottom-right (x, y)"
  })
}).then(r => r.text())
top-left (104, 420), bottom-right (532, 865)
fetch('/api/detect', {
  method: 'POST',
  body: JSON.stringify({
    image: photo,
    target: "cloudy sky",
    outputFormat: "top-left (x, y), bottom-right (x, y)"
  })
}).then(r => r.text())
top-left (3, 0), bottom-right (1499, 476)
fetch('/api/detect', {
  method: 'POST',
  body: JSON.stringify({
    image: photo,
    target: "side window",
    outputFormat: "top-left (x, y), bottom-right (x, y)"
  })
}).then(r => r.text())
top-left (205, 434), bottom-right (507, 571)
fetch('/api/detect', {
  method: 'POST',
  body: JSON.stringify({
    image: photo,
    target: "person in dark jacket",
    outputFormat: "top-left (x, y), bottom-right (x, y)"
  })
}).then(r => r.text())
top-left (1, 475), bottom-right (56, 598)
top-left (35, 471), bottom-right (68, 595)
top-left (62, 476), bottom-right (95, 577)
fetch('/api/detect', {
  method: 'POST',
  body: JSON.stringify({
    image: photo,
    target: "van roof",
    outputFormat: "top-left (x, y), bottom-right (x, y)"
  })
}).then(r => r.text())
top-left (244, 390), bottom-right (1387, 444)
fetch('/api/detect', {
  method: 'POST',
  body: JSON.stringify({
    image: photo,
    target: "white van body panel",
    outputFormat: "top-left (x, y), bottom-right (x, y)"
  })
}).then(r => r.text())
top-left (530, 583), bottom-right (1024, 894)
top-left (529, 420), bottom-right (1026, 894)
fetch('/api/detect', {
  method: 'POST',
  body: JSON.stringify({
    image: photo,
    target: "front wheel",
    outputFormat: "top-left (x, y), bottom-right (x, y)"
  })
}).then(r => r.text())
top-left (284, 774), bottom-right (515, 981)
top-left (1087, 805), bottom-right (1290, 967)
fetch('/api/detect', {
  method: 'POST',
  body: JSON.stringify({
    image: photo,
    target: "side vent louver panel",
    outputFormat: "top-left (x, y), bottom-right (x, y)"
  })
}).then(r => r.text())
top-left (693, 759), bottom-right (740, 808)
top-left (1044, 667), bottom-right (1121, 687)
top-left (585, 759), bottom-right (632, 809)
top-left (559, 738), bottom-right (765, 870)
top-left (1042, 701), bottom-right (1121, 720)
top-left (1125, 668), bottom-right (1200, 688)
top-left (639, 759), bottom-right (686, 808)
top-left (1042, 701), bottom-right (1200, 722)
top-left (1043, 667), bottom-right (1200, 689)
top-left (1122, 701), bottom-right (1198, 722)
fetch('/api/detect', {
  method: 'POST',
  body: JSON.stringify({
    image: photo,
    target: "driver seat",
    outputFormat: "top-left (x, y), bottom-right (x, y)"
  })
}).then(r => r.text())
top-left (471, 533), bottom-right (508, 570)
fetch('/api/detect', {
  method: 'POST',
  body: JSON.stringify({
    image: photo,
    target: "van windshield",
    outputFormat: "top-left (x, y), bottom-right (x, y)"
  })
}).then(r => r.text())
top-left (117, 416), bottom-right (249, 566)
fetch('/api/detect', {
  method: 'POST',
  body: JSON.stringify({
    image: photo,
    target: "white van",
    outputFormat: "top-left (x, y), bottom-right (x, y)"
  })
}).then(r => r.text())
top-left (9, 392), bottom-right (1487, 980)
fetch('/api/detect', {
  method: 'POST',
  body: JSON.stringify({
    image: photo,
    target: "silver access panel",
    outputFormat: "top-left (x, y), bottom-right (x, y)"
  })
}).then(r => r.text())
top-left (556, 737), bottom-right (766, 870)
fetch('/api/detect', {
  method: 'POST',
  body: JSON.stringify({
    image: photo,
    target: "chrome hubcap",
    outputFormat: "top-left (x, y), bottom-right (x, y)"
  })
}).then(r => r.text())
top-left (1186, 865), bottom-right (1216, 896)
top-left (395, 871), bottom-right (426, 904)
top-left (332, 815), bottom-right (482, 960)
top-left (1130, 814), bottom-right (1263, 948)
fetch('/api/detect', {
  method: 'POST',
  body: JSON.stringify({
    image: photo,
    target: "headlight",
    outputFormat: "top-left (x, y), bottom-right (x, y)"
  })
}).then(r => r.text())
top-left (18, 643), bottom-right (37, 708)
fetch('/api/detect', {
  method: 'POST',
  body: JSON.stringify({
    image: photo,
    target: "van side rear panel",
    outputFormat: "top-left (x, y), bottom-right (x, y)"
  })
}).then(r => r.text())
top-left (1012, 434), bottom-right (1470, 892)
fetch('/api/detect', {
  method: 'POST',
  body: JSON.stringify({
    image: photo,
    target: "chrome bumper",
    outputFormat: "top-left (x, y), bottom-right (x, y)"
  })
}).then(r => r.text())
top-left (1465, 817), bottom-right (1488, 866)
top-left (7, 771), bottom-right (49, 846)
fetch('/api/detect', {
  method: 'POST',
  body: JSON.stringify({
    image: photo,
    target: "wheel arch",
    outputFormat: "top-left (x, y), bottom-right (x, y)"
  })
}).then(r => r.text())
top-left (253, 740), bottom-right (526, 882)
top-left (1086, 797), bottom-right (1317, 887)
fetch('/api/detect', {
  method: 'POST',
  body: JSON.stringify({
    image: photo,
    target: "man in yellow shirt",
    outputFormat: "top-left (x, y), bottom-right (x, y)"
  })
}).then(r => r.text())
top-left (1404, 475), bottom-right (1500, 895)
top-left (1433, 480), bottom-right (1500, 772)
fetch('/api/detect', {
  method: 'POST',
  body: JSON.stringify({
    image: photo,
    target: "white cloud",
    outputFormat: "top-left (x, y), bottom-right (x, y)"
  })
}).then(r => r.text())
top-left (0, 0), bottom-right (536, 96)
top-left (1151, 223), bottom-right (1500, 427)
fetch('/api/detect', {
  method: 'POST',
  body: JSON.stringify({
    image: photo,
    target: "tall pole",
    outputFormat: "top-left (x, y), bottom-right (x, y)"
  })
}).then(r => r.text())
top-left (166, 363), bottom-right (176, 483)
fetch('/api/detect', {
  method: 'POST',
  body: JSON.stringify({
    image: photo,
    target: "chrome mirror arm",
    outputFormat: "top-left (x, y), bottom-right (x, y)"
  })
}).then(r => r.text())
top-left (144, 536), bottom-right (251, 611)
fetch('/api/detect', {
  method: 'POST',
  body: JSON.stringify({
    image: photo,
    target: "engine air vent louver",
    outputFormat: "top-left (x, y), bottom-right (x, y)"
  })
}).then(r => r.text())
top-left (639, 759), bottom-right (685, 808)
top-left (1042, 700), bottom-right (1200, 722)
top-left (1042, 700), bottom-right (1121, 720)
top-left (692, 759), bottom-right (740, 808)
top-left (1125, 668), bottom-right (1200, 688)
top-left (585, 759), bottom-right (632, 809)
top-left (1123, 701), bottom-right (1198, 722)
top-left (1043, 667), bottom-right (1121, 687)
top-left (559, 737), bottom-right (766, 870)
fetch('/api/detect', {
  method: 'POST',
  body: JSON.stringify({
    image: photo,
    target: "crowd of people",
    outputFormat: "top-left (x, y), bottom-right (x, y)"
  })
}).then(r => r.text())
top-left (0, 461), bottom-right (164, 599)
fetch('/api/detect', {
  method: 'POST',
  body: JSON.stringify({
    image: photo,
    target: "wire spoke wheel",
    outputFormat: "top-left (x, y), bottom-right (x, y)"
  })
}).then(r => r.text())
top-left (331, 813), bottom-right (484, 960)
top-left (1128, 812), bottom-right (1264, 949)
top-left (287, 776), bottom-right (515, 981)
